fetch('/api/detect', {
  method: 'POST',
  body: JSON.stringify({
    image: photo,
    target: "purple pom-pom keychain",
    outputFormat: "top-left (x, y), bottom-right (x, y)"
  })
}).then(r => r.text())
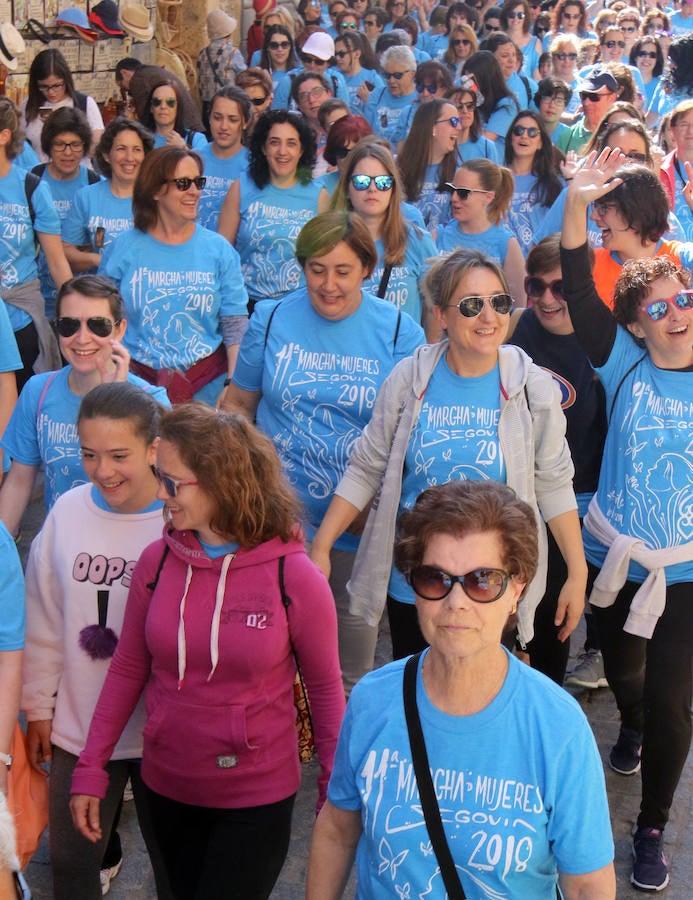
top-left (79, 589), bottom-right (119, 660)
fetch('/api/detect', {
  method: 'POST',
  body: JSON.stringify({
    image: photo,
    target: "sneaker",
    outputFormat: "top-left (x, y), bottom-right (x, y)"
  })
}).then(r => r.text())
top-left (100, 858), bottom-right (123, 896)
top-left (609, 726), bottom-right (642, 775)
top-left (565, 649), bottom-right (608, 689)
top-left (631, 826), bottom-right (669, 892)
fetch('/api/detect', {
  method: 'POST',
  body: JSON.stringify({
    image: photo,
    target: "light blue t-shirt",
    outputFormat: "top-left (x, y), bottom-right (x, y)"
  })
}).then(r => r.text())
top-left (670, 10), bottom-right (693, 35)
top-left (62, 180), bottom-right (135, 267)
top-left (457, 133), bottom-right (501, 163)
top-left (101, 227), bottom-right (247, 389)
top-left (436, 220), bottom-right (514, 263)
top-left (328, 649), bottom-right (614, 899)
top-left (507, 172), bottom-right (558, 257)
top-left (234, 172), bottom-right (325, 303)
top-left (232, 288), bottom-right (424, 547)
top-left (0, 163), bottom-right (60, 293)
top-left (364, 227), bottom-right (437, 325)
top-left (0, 301), bottom-right (21, 473)
top-left (152, 130), bottom-right (208, 150)
top-left (413, 163), bottom-right (452, 230)
top-left (363, 86), bottom-right (418, 148)
top-left (13, 142), bottom-right (40, 172)
top-left (196, 143), bottom-right (249, 231)
top-left (342, 68), bottom-right (385, 115)
top-left (390, 355), bottom-right (505, 603)
top-left (486, 96), bottom-right (520, 143)
top-left (272, 66), bottom-right (350, 109)
top-left (520, 37), bottom-right (542, 78)
top-left (584, 327), bottom-right (693, 585)
top-left (0, 520), bottom-right (25, 651)
top-left (37, 165), bottom-right (101, 317)
top-left (1, 367), bottom-right (169, 511)
top-left (419, 29), bottom-right (448, 60)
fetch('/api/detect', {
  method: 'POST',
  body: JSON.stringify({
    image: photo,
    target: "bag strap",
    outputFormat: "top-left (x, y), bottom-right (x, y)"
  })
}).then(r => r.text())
top-left (279, 556), bottom-right (315, 734)
top-left (377, 263), bottom-right (394, 298)
top-left (205, 46), bottom-right (225, 87)
top-left (608, 353), bottom-right (647, 422)
top-left (146, 545), bottom-right (170, 591)
top-left (403, 653), bottom-right (466, 899)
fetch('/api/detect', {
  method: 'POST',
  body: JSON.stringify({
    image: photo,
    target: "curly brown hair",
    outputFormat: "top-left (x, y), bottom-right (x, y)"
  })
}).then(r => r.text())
top-left (613, 257), bottom-right (689, 327)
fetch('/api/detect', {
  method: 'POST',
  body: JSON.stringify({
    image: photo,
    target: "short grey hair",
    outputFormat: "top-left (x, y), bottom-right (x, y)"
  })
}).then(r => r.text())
top-left (380, 44), bottom-right (416, 71)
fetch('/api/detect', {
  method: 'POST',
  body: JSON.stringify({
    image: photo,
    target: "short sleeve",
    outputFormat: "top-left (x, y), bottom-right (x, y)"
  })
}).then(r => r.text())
top-left (32, 179), bottom-right (61, 235)
top-left (0, 521), bottom-right (25, 651)
top-left (231, 301), bottom-right (277, 392)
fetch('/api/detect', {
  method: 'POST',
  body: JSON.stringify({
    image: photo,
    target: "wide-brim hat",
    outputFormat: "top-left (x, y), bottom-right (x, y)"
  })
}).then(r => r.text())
top-left (119, 2), bottom-right (155, 42)
top-left (57, 7), bottom-right (99, 42)
top-left (156, 46), bottom-right (187, 84)
top-left (90, 0), bottom-right (125, 36)
top-left (0, 23), bottom-right (25, 70)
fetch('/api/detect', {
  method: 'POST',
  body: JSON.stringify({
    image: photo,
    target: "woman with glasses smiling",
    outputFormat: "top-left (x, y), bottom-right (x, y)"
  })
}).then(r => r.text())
top-left (443, 23), bottom-right (478, 80)
top-left (363, 45), bottom-right (418, 147)
top-left (629, 36), bottom-right (664, 109)
top-left (308, 479), bottom-right (614, 900)
top-left (501, 0), bottom-right (543, 78)
top-left (259, 24), bottom-right (299, 91)
top-left (140, 80), bottom-right (207, 151)
top-left (333, 31), bottom-right (384, 114)
top-left (21, 49), bottom-right (103, 163)
top-left (562, 147), bottom-right (693, 895)
top-left (310, 247), bottom-right (585, 662)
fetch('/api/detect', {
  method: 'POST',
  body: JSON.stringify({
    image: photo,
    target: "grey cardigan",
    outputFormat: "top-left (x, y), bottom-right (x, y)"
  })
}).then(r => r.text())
top-left (336, 340), bottom-right (577, 645)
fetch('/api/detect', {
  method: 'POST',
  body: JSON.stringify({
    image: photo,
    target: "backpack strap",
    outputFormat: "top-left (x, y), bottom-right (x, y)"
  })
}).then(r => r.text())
top-left (73, 91), bottom-right (88, 113)
top-left (608, 354), bottom-right (647, 422)
top-left (86, 168), bottom-right (101, 185)
top-left (146, 545), bottom-right (170, 591)
top-left (263, 300), bottom-right (283, 349)
top-left (35, 370), bottom-right (60, 426)
top-left (24, 171), bottom-right (41, 229)
top-left (519, 74), bottom-right (532, 106)
top-left (30, 163), bottom-right (47, 179)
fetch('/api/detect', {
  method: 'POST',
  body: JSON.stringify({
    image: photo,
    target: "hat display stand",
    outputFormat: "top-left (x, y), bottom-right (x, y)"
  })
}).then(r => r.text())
top-left (155, 0), bottom-right (196, 95)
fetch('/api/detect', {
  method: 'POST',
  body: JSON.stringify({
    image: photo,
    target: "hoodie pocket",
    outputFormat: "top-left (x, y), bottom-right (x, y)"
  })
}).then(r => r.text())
top-left (144, 695), bottom-right (254, 773)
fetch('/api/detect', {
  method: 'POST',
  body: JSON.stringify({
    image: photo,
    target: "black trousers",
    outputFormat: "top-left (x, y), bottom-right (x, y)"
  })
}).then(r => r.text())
top-left (144, 785), bottom-right (296, 900)
top-left (590, 568), bottom-right (693, 829)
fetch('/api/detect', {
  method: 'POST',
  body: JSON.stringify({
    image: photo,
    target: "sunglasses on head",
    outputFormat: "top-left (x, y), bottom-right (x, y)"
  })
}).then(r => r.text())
top-left (603, 39), bottom-right (625, 49)
top-left (637, 50), bottom-right (658, 59)
top-left (152, 96), bottom-right (176, 108)
top-left (151, 465), bottom-right (198, 498)
top-left (269, 39), bottom-right (290, 49)
top-left (447, 293), bottom-right (514, 317)
top-left (417, 82), bottom-right (439, 93)
top-left (512, 124), bottom-right (540, 137)
top-left (167, 176), bottom-right (206, 191)
top-left (444, 183), bottom-right (489, 200)
top-left (525, 275), bottom-right (563, 301)
top-left (407, 565), bottom-right (512, 602)
top-left (351, 173), bottom-right (394, 190)
top-left (640, 290), bottom-right (693, 321)
top-left (553, 51), bottom-right (577, 61)
top-left (55, 316), bottom-right (120, 338)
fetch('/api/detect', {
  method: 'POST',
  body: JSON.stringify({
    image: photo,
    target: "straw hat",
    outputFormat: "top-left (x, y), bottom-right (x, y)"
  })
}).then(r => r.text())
top-left (156, 46), bottom-right (187, 84)
top-left (0, 23), bottom-right (25, 71)
top-left (119, 2), bottom-right (155, 41)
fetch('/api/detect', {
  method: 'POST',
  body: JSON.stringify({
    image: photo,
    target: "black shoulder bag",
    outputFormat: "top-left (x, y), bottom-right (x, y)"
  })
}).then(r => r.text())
top-left (403, 653), bottom-right (466, 899)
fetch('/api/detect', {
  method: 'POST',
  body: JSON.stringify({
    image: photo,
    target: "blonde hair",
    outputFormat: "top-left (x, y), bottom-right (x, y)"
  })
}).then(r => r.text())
top-left (458, 158), bottom-right (514, 225)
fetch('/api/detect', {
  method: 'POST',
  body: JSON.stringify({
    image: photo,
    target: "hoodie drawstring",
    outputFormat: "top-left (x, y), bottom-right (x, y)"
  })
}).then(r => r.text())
top-left (177, 565), bottom-right (194, 690)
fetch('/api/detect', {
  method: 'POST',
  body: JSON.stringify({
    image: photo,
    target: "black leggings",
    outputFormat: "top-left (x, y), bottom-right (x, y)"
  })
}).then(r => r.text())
top-left (144, 786), bottom-right (296, 900)
top-left (590, 569), bottom-right (693, 830)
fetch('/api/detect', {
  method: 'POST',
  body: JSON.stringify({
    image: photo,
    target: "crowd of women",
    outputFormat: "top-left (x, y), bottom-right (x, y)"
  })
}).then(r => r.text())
top-left (0, 0), bottom-right (692, 896)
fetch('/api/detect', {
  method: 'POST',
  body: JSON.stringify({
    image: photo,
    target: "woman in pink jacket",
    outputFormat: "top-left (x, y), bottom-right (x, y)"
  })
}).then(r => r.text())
top-left (69, 404), bottom-right (345, 899)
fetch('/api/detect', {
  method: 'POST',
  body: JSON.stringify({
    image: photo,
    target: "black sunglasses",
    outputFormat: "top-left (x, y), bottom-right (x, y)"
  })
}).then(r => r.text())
top-left (525, 275), bottom-right (563, 301)
top-left (512, 124), bottom-right (540, 137)
top-left (603, 39), bottom-right (625, 49)
top-left (55, 316), bottom-right (120, 338)
top-left (167, 176), bottom-right (206, 191)
top-left (637, 50), bottom-right (658, 60)
top-left (444, 183), bottom-right (490, 200)
top-left (249, 95), bottom-right (269, 106)
top-left (407, 565), bottom-right (512, 603)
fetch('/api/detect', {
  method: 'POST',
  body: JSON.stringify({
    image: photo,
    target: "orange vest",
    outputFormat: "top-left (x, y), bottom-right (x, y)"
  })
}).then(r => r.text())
top-left (592, 241), bottom-right (684, 309)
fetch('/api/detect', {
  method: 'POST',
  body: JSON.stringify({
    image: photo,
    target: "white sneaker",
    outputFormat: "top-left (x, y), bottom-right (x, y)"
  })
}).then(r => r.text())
top-left (100, 858), bottom-right (123, 896)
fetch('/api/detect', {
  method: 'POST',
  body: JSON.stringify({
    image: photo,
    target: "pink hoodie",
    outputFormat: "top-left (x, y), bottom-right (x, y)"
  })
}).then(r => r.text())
top-left (71, 527), bottom-right (345, 809)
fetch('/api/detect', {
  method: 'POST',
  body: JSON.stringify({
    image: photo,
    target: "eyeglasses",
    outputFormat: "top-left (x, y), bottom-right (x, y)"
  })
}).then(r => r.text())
top-left (351, 173), bottom-right (394, 190)
top-left (507, 10), bottom-right (525, 19)
top-left (603, 39), bottom-right (625, 49)
top-left (552, 51), bottom-right (577, 61)
top-left (580, 91), bottom-right (611, 103)
top-left (453, 38), bottom-right (472, 47)
top-left (417, 82), bottom-right (439, 94)
top-left (152, 96), bottom-right (176, 108)
top-left (640, 290), bottom-right (693, 321)
top-left (636, 50), bottom-right (658, 60)
top-left (297, 85), bottom-right (327, 101)
top-left (436, 115), bottom-right (461, 127)
top-left (249, 95), bottom-right (269, 106)
top-left (444, 183), bottom-right (490, 200)
top-left (269, 39), bottom-right (290, 50)
top-left (167, 176), bottom-right (207, 191)
top-left (407, 565), bottom-right (512, 603)
top-left (592, 199), bottom-right (615, 216)
top-left (456, 100), bottom-right (476, 112)
top-left (38, 80), bottom-right (65, 93)
top-left (151, 465), bottom-right (199, 497)
top-left (541, 93), bottom-right (567, 105)
top-left (364, 18), bottom-right (378, 26)
top-left (340, 20), bottom-right (358, 28)
top-left (562, 11), bottom-right (580, 19)
top-left (484, 22), bottom-right (499, 31)
top-left (512, 124), bottom-right (540, 137)
top-left (301, 54), bottom-right (328, 65)
top-left (447, 293), bottom-right (514, 316)
top-left (525, 275), bottom-right (563, 301)
top-left (624, 150), bottom-right (648, 164)
top-left (52, 140), bottom-right (84, 153)
top-left (335, 49), bottom-right (351, 58)
top-left (55, 316), bottom-right (120, 338)
top-left (384, 70), bottom-right (412, 80)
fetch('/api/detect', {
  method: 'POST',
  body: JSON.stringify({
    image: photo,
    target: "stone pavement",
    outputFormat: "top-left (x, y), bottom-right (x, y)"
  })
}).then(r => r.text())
top-left (16, 491), bottom-right (693, 898)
